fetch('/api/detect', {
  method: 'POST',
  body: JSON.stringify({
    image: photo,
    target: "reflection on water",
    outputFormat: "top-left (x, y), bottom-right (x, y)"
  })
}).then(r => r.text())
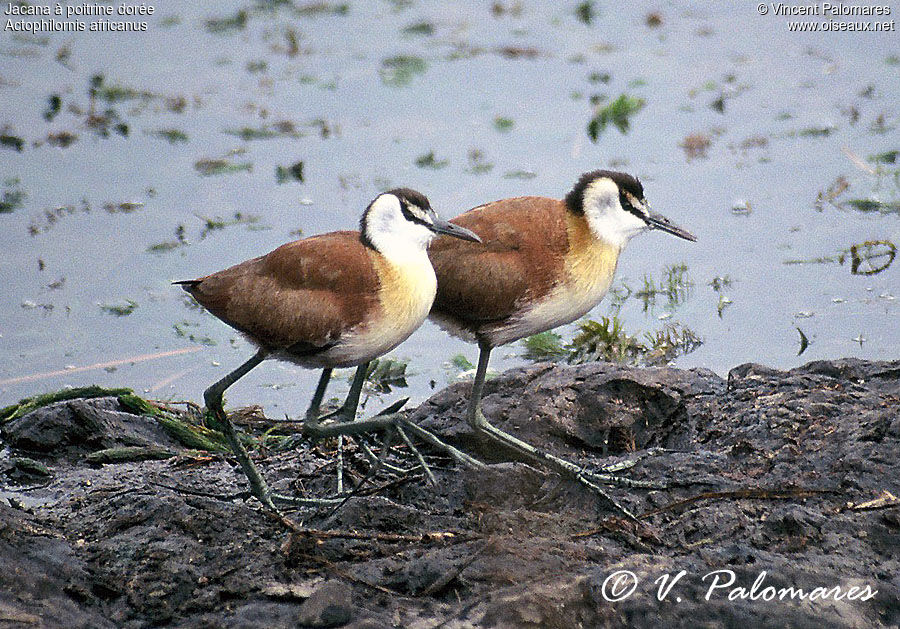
top-left (785, 240), bottom-right (896, 276)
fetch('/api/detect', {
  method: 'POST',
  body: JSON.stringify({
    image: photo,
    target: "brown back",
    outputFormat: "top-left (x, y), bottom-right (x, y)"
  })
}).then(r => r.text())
top-left (184, 231), bottom-right (380, 350)
top-left (429, 196), bottom-right (568, 323)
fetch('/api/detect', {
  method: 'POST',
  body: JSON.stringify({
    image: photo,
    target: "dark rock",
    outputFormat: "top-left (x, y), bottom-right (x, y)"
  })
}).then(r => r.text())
top-left (2, 397), bottom-right (181, 457)
top-left (411, 362), bottom-right (725, 459)
top-left (0, 358), bottom-right (898, 628)
top-left (0, 502), bottom-right (115, 629)
top-left (296, 580), bottom-right (353, 627)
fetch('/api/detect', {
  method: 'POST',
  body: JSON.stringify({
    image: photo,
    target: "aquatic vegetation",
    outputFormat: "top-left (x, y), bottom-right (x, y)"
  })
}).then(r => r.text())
top-left (1, 386), bottom-right (133, 424)
top-left (708, 275), bottom-right (733, 292)
top-left (380, 55), bottom-right (427, 87)
top-left (502, 170), bottom-right (537, 180)
top-left (575, 0), bottom-right (596, 24)
top-left (634, 263), bottom-right (693, 312)
top-left (275, 161), bottom-right (305, 183)
top-left (365, 357), bottom-right (409, 393)
top-left (448, 354), bottom-right (474, 372)
top-left (568, 316), bottom-right (642, 364)
top-left (587, 93), bottom-right (645, 141)
top-left (205, 10), bottom-right (248, 33)
top-left (521, 331), bottom-right (566, 360)
top-left (415, 151), bottom-right (449, 169)
top-left (0, 133), bottom-right (24, 152)
top-left (681, 132), bottom-right (712, 160)
top-left (43, 94), bottom-right (61, 121)
top-left (100, 299), bottom-right (138, 316)
top-left (523, 316), bottom-right (702, 367)
top-left (869, 150), bottom-right (897, 164)
top-left (493, 116), bottom-right (515, 132)
top-left (198, 211), bottom-right (264, 238)
top-left (465, 149), bottom-right (493, 174)
top-left (224, 121), bottom-right (302, 141)
top-left (150, 128), bottom-right (188, 144)
top-left (292, 2), bottom-right (349, 17)
top-left (173, 321), bottom-right (216, 346)
top-left (0, 178), bottom-right (26, 213)
top-left (796, 327), bottom-right (810, 356)
top-left (402, 21), bottom-right (434, 36)
top-left (784, 240), bottom-right (896, 275)
top-left (194, 157), bottom-right (253, 177)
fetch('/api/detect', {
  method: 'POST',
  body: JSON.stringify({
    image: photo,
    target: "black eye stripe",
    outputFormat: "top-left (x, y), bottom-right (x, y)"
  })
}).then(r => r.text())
top-left (565, 169), bottom-right (645, 215)
top-left (400, 203), bottom-right (432, 227)
top-left (620, 191), bottom-right (645, 218)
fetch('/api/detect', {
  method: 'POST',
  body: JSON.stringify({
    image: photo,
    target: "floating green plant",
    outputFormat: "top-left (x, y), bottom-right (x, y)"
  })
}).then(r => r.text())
top-left (868, 150), bottom-right (897, 164)
top-left (634, 263), bottom-right (693, 312)
top-left (173, 321), bottom-right (216, 346)
top-left (568, 316), bottom-right (642, 364)
top-left (466, 149), bottom-right (493, 174)
top-left (365, 357), bottom-right (409, 393)
top-left (0, 177), bottom-right (26, 213)
top-left (402, 21), bottom-right (434, 36)
top-left (194, 158), bottom-right (253, 177)
top-left (225, 122), bottom-right (302, 141)
top-left (785, 240), bottom-right (896, 275)
top-left (415, 151), bottom-right (449, 169)
top-left (587, 93), bottom-right (645, 141)
top-left (503, 170), bottom-right (537, 180)
top-left (449, 354), bottom-right (474, 372)
top-left (100, 299), bottom-right (138, 316)
top-left (796, 327), bottom-right (810, 356)
top-left (198, 211), bottom-right (264, 238)
top-left (206, 9), bottom-right (247, 33)
top-left (275, 161), bottom-right (305, 183)
top-left (575, 0), bottom-right (595, 24)
top-left (294, 2), bottom-right (349, 17)
top-left (380, 55), bottom-right (427, 87)
top-left (150, 128), bottom-right (188, 144)
top-left (0, 134), bottom-right (24, 152)
top-left (521, 331), bottom-right (566, 360)
top-left (494, 116), bottom-right (515, 132)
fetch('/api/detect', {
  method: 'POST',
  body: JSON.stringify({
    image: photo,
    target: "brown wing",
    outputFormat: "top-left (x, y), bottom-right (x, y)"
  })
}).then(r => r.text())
top-left (180, 231), bottom-right (380, 350)
top-left (429, 196), bottom-right (568, 323)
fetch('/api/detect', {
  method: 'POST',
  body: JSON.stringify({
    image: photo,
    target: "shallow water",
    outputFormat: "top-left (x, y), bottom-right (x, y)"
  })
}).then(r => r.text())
top-left (1, 2), bottom-right (897, 417)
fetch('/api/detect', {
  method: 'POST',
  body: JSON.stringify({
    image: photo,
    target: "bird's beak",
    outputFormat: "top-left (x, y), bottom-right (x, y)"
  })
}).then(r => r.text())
top-left (644, 208), bottom-right (696, 242)
top-left (429, 217), bottom-right (482, 243)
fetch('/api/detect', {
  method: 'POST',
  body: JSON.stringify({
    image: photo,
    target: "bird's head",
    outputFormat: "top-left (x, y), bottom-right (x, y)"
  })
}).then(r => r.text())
top-left (564, 170), bottom-right (696, 248)
top-left (361, 188), bottom-right (481, 255)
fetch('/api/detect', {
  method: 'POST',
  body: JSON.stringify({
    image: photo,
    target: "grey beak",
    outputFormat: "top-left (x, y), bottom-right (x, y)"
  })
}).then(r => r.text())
top-left (430, 217), bottom-right (482, 243)
top-left (645, 209), bottom-right (696, 242)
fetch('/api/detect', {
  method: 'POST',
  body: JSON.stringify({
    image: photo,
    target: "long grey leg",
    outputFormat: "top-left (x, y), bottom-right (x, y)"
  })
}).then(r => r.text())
top-left (464, 341), bottom-right (643, 520)
top-left (203, 349), bottom-right (274, 509)
top-left (305, 367), bottom-right (333, 422)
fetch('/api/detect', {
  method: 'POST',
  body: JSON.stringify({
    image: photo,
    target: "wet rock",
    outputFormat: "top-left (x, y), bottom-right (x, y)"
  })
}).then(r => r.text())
top-left (411, 362), bottom-right (725, 459)
top-left (0, 358), bottom-right (898, 627)
top-left (0, 502), bottom-right (115, 629)
top-left (2, 396), bottom-right (180, 458)
top-left (296, 580), bottom-right (353, 627)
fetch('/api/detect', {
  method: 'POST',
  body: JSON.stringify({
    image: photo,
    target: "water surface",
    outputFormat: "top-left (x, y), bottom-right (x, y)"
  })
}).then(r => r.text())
top-left (1, 2), bottom-right (897, 417)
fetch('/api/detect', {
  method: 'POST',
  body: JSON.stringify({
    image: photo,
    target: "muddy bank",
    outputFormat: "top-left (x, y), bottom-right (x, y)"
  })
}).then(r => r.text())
top-left (1, 358), bottom-right (898, 628)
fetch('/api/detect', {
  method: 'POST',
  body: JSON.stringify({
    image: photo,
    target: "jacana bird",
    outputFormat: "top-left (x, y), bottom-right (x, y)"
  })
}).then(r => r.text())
top-left (175, 188), bottom-right (480, 508)
top-left (428, 170), bottom-right (696, 493)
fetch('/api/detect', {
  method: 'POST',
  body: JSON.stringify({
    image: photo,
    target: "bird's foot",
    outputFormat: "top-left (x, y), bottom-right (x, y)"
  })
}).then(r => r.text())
top-left (468, 410), bottom-right (662, 521)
